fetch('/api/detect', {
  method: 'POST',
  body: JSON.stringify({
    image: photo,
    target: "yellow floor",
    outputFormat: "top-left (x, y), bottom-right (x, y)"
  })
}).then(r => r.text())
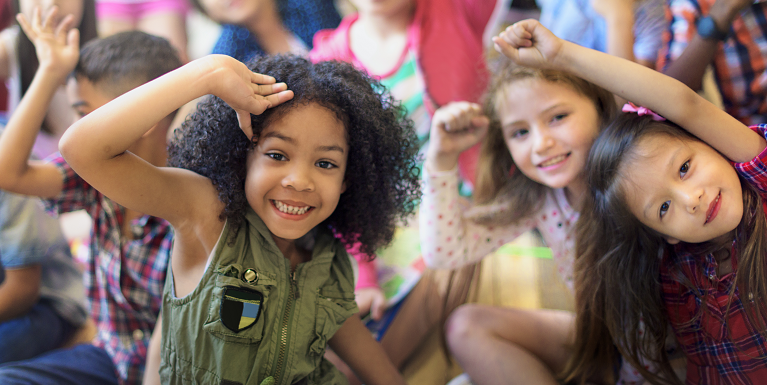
top-left (401, 231), bottom-right (573, 385)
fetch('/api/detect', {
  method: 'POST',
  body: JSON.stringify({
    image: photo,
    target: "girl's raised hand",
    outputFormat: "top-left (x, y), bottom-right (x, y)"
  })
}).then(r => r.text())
top-left (16, 6), bottom-right (79, 82)
top-left (426, 101), bottom-right (489, 172)
top-left (201, 55), bottom-right (294, 139)
top-left (492, 19), bottom-right (564, 70)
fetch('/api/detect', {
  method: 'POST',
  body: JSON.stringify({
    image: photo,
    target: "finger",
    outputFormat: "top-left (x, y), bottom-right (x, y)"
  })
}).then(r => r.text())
top-left (66, 28), bottom-right (80, 49)
top-left (42, 6), bottom-right (59, 30)
top-left (55, 13), bottom-right (76, 37)
top-left (371, 295), bottom-right (386, 321)
top-left (251, 72), bottom-right (276, 85)
top-left (236, 110), bottom-right (254, 140)
top-left (31, 6), bottom-right (43, 31)
top-left (16, 14), bottom-right (36, 40)
top-left (253, 82), bottom-right (288, 96)
top-left (493, 37), bottom-right (519, 61)
top-left (261, 90), bottom-right (294, 109)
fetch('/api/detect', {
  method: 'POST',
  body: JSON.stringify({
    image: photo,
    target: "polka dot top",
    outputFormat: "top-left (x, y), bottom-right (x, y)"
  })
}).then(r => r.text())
top-left (419, 167), bottom-right (579, 292)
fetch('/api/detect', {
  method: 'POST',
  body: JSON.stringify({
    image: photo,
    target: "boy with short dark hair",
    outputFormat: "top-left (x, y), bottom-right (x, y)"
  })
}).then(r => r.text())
top-left (0, 7), bottom-right (181, 384)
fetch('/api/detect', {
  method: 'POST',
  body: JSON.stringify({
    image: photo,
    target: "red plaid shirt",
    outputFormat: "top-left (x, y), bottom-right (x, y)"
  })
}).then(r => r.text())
top-left (42, 155), bottom-right (172, 385)
top-left (661, 125), bottom-right (767, 384)
top-left (657, 1), bottom-right (767, 125)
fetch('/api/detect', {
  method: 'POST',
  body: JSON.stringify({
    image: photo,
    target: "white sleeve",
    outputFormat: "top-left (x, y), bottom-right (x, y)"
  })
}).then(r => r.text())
top-left (419, 167), bottom-right (535, 269)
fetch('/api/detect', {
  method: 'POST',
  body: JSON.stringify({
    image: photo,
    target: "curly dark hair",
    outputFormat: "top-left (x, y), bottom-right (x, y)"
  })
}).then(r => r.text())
top-left (168, 54), bottom-right (421, 255)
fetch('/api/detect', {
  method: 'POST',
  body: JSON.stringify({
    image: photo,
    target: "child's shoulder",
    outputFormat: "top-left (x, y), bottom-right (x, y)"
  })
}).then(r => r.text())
top-left (309, 13), bottom-right (357, 63)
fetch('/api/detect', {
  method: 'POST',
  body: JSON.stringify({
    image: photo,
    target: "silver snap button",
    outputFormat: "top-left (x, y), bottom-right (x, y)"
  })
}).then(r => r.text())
top-left (131, 224), bottom-right (143, 238)
top-left (243, 269), bottom-right (258, 283)
top-left (709, 274), bottom-right (715, 280)
top-left (132, 329), bottom-right (144, 341)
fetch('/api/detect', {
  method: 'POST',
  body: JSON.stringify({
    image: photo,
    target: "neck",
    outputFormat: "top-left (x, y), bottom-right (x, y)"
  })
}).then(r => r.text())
top-left (272, 235), bottom-right (307, 270)
top-left (245, 1), bottom-right (295, 54)
top-left (356, 6), bottom-right (413, 39)
top-left (565, 176), bottom-right (588, 211)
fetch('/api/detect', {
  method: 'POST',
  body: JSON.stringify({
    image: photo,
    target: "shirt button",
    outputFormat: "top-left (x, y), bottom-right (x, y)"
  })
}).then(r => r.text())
top-left (242, 269), bottom-right (258, 283)
top-left (133, 329), bottom-right (144, 341)
top-left (131, 224), bottom-right (143, 239)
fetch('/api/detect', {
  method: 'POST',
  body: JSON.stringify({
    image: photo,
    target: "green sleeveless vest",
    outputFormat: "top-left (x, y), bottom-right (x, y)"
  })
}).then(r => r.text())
top-left (160, 208), bottom-right (358, 385)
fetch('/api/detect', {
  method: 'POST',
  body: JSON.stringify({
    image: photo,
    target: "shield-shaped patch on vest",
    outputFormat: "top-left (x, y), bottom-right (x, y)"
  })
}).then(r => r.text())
top-left (220, 286), bottom-right (263, 333)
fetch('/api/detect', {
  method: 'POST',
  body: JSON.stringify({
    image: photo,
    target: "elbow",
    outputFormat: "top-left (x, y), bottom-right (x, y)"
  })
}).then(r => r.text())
top-left (58, 126), bottom-right (77, 164)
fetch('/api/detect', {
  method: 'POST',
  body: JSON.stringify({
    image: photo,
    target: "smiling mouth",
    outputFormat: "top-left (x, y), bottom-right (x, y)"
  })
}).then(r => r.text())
top-left (538, 153), bottom-right (570, 168)
top-left (272, 200), bottom-right (313, 215)
top-left (705, 192), bottom-right (721, 225)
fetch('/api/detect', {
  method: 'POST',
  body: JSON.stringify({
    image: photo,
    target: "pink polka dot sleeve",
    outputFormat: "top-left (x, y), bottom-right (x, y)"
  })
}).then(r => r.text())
top-left (419, 167), bottom-right (534, 269)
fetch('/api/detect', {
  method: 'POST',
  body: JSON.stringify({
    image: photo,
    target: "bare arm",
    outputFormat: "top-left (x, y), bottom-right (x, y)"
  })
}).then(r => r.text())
top-left (495, 19), bottom-right (766, 162)
top-left (662, 0), bottom-right (752, 90)
top-left (0, 266), bottom-right (41, 322)
top-left (593, 0), bottom-right (639, 64)
top-left (58, 55), bottom-right (293, 227)
top-left (0, 8), bottom-right (78, 198)
top-left (328, 315), bottom-right (406, 385)
top-left (142, 312), bottom-right (162, 385)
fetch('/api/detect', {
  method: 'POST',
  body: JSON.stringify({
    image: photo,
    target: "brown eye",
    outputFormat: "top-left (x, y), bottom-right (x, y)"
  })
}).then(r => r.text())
top-left (660, 201), bottom-right (670, 218)
top-left (680, 161), bottom-right (689, 177)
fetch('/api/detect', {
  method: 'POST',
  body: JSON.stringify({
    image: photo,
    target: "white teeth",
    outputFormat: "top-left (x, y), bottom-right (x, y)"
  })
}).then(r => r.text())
top-left (539, 154), bottom-right (567, 167)
top-left (274, 200), bottom-right (310, 215)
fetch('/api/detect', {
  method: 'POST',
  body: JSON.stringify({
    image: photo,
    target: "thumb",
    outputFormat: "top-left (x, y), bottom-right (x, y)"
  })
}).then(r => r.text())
top-left (471, 116), bottom-right (490, 129)
top-left (493, 37), bottom-right (519, 61)
top-left (236, 110), bottom-right (254, 140)
top-left (370, 294), bottom-right (387, 321)
top-left (67, 28), bottom-right (79, 49)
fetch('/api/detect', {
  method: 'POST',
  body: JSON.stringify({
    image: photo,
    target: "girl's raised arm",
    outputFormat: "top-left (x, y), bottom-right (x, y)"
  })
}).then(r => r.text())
top-left (493, 19), bottom-right (766, 163)
top-left (59, 55), bottom-right (293, 226)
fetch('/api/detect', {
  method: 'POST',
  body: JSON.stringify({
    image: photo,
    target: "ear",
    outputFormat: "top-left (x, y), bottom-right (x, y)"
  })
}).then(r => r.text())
top-left (340, 180), bottom-right (347, 194)
top-left (665, 236), bottom-right (680, 245)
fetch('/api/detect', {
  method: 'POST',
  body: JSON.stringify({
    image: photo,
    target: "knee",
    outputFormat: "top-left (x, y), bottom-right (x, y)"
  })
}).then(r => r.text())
top-left (445, 304), bottom-right (487, 349)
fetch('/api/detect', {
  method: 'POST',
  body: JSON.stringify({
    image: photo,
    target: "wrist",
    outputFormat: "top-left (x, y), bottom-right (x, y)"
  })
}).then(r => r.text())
top-left (426, 151), bottom-right (459, 173)
top-left (602, 7), bottom-right (634, 25)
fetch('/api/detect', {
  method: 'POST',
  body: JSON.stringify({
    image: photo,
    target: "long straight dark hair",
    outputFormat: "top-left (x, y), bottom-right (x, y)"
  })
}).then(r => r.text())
top-left (12, 0), bottom-right (97, 133)
top-left (564, 113), bottom-right (767, 384)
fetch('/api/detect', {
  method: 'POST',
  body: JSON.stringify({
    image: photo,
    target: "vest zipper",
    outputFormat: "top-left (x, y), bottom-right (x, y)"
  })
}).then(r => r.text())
top-left (271, 270), bottom-right (297, 384)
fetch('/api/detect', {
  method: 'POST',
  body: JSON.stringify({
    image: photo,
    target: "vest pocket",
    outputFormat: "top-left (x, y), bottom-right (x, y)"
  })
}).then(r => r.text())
top-left (309, 288), bottom-right (357, 356)
top-left (204, 273), bottom-right (273, 344)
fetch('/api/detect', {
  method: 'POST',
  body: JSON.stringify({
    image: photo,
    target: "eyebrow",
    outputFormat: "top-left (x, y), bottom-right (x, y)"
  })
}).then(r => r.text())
top-left (71, 101), bottom-right (87, 108)
top-left (641, 146), bottom-right (683, 219)
top-left (261, 131), bottom-right (345, 154)
top-left (502, 103), bottom-right (566, 128)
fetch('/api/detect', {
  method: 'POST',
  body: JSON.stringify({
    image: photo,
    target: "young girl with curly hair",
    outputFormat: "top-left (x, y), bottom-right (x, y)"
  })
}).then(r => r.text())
top-left (496, 19), bottom-right (767, 384)
top-left (58, 53), bottom-right (421, 385)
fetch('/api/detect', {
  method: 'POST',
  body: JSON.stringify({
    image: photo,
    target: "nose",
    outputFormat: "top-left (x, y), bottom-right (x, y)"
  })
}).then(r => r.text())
top-left (282, 164), bottom-right (314, 192)
top-left (532, 125), bottom-right (555, 154)
top-left (676, 185), bottom-right (704, 214)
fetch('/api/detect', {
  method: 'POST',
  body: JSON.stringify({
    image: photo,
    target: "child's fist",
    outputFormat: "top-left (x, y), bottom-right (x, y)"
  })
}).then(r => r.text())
top-left (426, 102), bottom-right (489, 172)
top-left (492, 19), bottom-right (564, 69)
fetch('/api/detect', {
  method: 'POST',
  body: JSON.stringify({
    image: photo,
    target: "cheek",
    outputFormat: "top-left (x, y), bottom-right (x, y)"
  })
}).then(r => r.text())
top-left (506, 140), bottom-right (527, 165)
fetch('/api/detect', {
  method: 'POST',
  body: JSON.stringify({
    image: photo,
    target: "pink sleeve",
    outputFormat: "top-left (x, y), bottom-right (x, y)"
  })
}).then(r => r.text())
top-left (346, 242), bottom-right (379, 289)
top-left (419, 167), bottom-right (534, 269)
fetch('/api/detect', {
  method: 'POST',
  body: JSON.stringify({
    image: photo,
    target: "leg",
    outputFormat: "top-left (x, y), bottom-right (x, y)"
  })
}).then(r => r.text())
top-left (445, 304), bottom-right (574, 385)
top-left (0, 301), bottom-right (76, 364)
top-left (380, 267), bottom-right (476, 368)
top-left (0, 344), bottom-right (118, 385)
